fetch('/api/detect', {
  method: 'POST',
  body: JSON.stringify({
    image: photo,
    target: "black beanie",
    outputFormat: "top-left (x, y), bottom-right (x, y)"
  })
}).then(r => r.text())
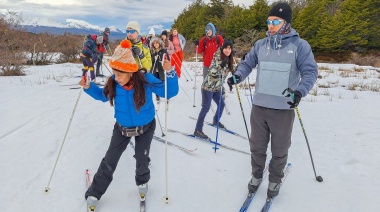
top-left (268, 2), bottom-right (292, 24)
top-left (161, 30), bottom-right (168, 36)
top-left (222, 39), bottom-right (233, 49)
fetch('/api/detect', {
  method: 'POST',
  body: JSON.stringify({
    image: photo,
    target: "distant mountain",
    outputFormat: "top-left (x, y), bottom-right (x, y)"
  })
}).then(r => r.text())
top-left (19, 17), bottom-right (126, 40)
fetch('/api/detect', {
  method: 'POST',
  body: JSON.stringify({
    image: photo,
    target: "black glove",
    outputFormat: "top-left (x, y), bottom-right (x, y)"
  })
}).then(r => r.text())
top-left (227, 74), bottom-right (241, 90)
top-left (286, 90), bottom-right (302, 108)
top-left (193, 40), bottom-right (199, 46)
top-left (132, 46), bottom-right (144, 59)
top-left (220, 59), bottom-right (228, 68)
top-left (241, 52), bottom-right (248, 61)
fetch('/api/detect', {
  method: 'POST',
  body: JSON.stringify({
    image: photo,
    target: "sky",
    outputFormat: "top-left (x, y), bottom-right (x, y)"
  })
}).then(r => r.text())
top-left (0, 59), bottom-right (379, 211)
top-left (0, 0), bottom-right (274, 35)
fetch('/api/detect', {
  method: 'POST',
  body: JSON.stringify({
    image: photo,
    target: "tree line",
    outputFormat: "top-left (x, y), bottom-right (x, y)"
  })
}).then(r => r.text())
top-left (173, 0), bottom-right (380, 55)
top-left (1, 0), bottom-right (379, 76)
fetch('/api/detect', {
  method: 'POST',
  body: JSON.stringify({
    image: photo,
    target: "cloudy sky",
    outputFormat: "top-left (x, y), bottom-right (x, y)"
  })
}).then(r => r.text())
top-left (0, 0), bottom-right (274, 35)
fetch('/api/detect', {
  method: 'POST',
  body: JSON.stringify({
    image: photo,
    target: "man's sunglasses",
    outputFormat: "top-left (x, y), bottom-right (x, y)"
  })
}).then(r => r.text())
top-left (266, 19), bottom-right (283, 26)
top-left (126, 29), bottom-right (136, 34)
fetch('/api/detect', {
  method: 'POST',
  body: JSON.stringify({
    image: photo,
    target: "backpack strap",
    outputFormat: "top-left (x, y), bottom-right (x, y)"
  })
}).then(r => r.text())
top-left (204, 35), bottom-right (219, 49)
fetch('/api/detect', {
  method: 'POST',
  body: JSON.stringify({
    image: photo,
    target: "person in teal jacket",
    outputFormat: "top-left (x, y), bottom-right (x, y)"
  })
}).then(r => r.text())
top-left (79, 39), bottom-right (178, 210)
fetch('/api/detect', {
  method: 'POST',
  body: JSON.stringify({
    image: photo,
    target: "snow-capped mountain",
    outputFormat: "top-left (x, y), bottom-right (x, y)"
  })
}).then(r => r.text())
top-left (19, 17), bottom-right (125, 40)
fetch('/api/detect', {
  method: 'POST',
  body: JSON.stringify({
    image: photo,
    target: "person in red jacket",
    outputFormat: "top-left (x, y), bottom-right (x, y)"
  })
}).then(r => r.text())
top-left (95, 27), bottom-right (110, 77)
top-left (194, 22), bottom-right (224, 79)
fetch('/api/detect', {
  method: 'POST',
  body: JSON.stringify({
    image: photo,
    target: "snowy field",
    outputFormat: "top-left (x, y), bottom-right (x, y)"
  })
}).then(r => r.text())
top-left (0, 61), bottom-right (379, 212)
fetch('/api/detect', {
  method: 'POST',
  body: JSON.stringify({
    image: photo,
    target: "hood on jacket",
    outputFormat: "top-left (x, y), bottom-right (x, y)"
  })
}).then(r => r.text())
top-left (205, 22), bottom-right (216, 38)
top-left (149, 37), bottom-right (165, 51)
top-left (266, 28), bottom-right (299, 50)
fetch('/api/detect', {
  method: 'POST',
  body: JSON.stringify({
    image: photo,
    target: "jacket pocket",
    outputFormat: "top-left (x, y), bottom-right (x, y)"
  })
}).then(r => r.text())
top-left (256, 62), bottom-right (291, 97)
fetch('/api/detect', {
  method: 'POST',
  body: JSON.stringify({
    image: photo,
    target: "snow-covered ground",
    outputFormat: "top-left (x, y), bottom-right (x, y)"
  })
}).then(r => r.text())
top-left (0, 61), bottom-right (379, 212)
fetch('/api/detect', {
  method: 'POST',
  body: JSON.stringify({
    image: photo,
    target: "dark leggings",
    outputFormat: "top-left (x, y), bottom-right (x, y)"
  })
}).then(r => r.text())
top-left (85, 119), bottom-right (156, 199)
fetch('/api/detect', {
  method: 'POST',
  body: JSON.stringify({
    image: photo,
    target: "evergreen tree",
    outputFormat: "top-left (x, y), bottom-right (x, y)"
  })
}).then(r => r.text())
top-left (367, 0), bottom-right (380, 49)
top-left (173, 0), bottom-right (207, 40)
top-left (318, 0), bottom-right (370, 52)
top-left (224, 6), bottom-right (258, 39)
top-left (293, 0), bottom-right (329, 49)
top-left (249, 0), bottom-right (270, 31)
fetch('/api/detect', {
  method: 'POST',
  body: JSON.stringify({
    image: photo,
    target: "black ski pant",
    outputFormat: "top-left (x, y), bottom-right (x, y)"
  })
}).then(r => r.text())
top-left (95, 52), bottom-right (104, 74)
top-left (249, 105), bottom-right (294, 183)
top-left (85, 119), bottom-right (156, 200)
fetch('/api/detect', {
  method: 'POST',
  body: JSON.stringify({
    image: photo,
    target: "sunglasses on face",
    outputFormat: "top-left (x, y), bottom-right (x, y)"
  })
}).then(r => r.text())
top-left (126, 29), bottom-right (136, 34)
top-left (266, 19), bottom-right (283, 26)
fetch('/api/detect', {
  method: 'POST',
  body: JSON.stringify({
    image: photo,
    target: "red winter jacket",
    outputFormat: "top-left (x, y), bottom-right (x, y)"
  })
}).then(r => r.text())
top-left (96, 32), bottom-right (109, 53)
top-left (196, 35), bottom-right (224, 67)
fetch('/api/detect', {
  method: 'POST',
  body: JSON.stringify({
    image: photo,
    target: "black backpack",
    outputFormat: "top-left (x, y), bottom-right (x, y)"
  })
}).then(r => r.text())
top-left (82, 35), bottom-right (96, 57)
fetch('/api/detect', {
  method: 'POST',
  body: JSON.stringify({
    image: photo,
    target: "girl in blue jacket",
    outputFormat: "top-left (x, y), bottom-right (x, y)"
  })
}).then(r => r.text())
top-left (79, 39), bottom-right (178, 210)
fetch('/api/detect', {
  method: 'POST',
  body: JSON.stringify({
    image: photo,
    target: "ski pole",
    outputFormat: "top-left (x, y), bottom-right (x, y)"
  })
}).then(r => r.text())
top-left (247, 76), bottom-right (254, 108)
top-left (233, 75), bottom-right (250, 140)
top-left (171, 55), bottom-right (190, 81)
top-left (232, 57), bottom-right (250, 139)
top-left (161, 53), bottom-right (170, 203)
top-left (172, 53), bottom-right (193, 81)
top-left (102, 62), bottom-right (112, 75)
top-left (282, 88), bottom-right (323, 182)
top-left (155, 112), bottom-right (165, 137)
top-left (295, 107), bottom-right (323, 182)
top-left (213, 72), bottom-right (224, 153)
top-left (179, 84), bottom-right (192, 101)
top-left (45, 88), bottom-right (83, 193)
top-left (193, 45), bottom-right (198, 107)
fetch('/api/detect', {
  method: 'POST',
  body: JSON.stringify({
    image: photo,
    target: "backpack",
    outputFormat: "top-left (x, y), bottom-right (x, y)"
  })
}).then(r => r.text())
top-left (81, 35), bottom-right (97, 58)
top-left (204, 35), bottom-right (219, 49)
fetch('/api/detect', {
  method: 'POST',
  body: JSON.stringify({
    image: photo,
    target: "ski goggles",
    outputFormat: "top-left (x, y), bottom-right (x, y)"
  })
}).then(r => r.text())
top-left (126, 29), bottom-right (137, 34)
top-left (266, 19), bottom-right (283, 26)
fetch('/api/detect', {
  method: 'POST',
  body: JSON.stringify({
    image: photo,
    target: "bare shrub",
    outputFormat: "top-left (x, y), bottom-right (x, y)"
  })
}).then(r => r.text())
top-left (233, 29), bottom-right (264, 58)
top-left (56, 33), bottom-right (84, 63)
top-left (347, 83), bottom-right (357, 91)
top-left (0, 11), bottom-right (26, 75)
top-left (340, 70), bottom-right (351, 78)
top-left (318, 84), bottom-right (331, 88)
top-left (318, 66), bottom-right (331, 70)
top-left (0, 65), bottom-right (25, 76)
top-left (320, 88), bottom-right (330, 96)
top-left (354, 67), bottom-right (364, 72)
top-left (349, 52), bottom-right (380, 66)
top-left (310, 87), bottom-right (318, 96)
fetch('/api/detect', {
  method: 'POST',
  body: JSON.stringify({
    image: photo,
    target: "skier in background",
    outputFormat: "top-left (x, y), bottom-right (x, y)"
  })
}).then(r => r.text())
top-left (194, 39), bottom-right (234, 139)
top-left (193, 22), bottom-right (224, 79)
top-left (95, 27), bottom-right (110, 77)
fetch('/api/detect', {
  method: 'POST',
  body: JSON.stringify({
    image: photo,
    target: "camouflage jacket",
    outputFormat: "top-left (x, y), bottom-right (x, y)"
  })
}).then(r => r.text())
top-left (201, 49), bottom-right (230, 92)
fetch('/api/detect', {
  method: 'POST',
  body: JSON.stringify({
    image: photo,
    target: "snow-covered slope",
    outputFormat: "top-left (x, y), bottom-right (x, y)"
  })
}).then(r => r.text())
top-left (0, 62), bottom-right (379, 211)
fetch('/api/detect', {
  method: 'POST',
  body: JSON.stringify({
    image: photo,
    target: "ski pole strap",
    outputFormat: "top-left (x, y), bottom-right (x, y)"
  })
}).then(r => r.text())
top-left (282, 88), bottom-right (295, 100)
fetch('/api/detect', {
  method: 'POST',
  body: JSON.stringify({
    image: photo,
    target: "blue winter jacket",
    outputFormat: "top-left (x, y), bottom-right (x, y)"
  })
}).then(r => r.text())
top-left (84, 72), bottom-right (178, 127)
top-left (235, 29), bottom-right (318, 110)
